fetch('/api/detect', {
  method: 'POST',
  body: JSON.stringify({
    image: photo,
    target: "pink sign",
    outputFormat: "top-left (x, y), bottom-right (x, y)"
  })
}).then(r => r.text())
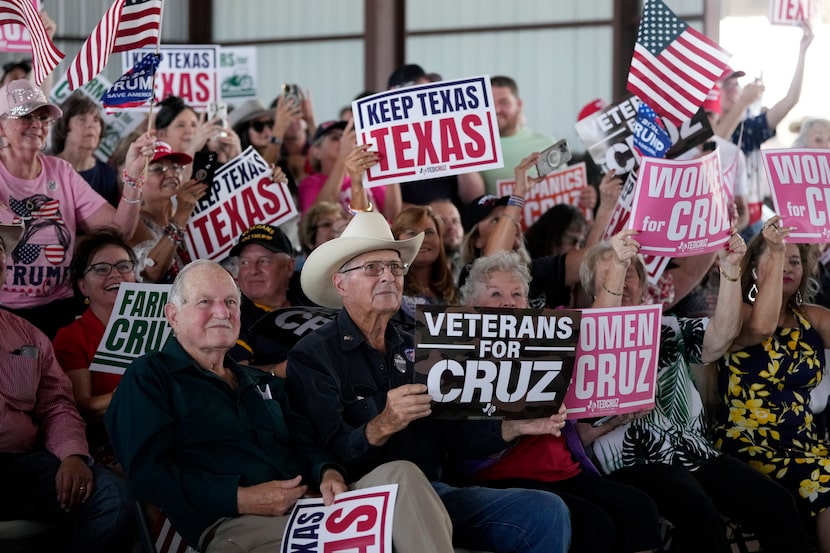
top-left (602, 170), bottom-right (671, 285)
top-left (496, 162), bottom-right (589, 230)
top-left (564, 305), bottom-right (661, 418)
top-left (281, 485), bottom-right (397, 553)
top-left (763, 148), bottom-right (830, 242)
top-left (352, 76), bottom-right (503, 188)
top-left (0, 0), bottom-right (38, 53)
top-left (627, 150), bottom-right (730, 257)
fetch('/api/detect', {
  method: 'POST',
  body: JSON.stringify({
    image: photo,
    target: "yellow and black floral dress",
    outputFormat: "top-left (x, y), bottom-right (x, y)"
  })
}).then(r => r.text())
top-left (714, 308), bottom-right (830, 516)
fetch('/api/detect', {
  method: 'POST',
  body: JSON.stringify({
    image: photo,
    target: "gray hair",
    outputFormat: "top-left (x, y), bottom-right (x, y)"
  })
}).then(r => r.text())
top-left (168, 259), bottom-right (241, 309)
top-left (461, 250), bottom-right (531, 305)
top-left (792, 118), bottom-right (830, 148)
top-left (579, 240), bottom-right (647, 297)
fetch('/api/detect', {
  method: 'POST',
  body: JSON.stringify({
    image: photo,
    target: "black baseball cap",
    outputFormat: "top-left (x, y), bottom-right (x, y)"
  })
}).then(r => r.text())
top-left (230, 224), bottom-right (294, 257)
top-left (387, 64), bottom-right (427, 89)
top-left (462, 195), bottom-right (509, 232)
top-left (311, 120), bottom-right (348, 144)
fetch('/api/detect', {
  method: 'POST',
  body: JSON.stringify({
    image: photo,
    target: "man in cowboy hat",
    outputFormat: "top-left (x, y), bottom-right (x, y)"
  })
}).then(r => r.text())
top-left (0, 222), bottom-right (134, 552)
top-left (287, 211), bottom-right (571, 553)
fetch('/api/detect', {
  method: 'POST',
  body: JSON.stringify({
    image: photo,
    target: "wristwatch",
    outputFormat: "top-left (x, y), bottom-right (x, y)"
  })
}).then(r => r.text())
top-left (269, 136), bottom-right (282, 145)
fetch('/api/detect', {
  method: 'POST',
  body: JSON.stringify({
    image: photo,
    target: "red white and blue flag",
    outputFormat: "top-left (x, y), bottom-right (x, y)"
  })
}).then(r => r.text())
top-left (101, 52), bottom-right (160, 110)
top-left (66, 0), bottom-right (162, 90)
top-left (0, 0), bottom-right (63, 86)
top-left (627, 0), bottom-right (731, 126)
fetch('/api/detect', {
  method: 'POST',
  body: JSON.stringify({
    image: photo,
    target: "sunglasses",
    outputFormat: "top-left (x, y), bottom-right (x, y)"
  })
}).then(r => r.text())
top-left (250, 120), bottom-right (275, 133)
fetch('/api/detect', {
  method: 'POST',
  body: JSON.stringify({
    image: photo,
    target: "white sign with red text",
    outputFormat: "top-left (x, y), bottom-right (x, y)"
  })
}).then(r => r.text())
top-left (627, 150), bottom-right (730, 257)
top-left (564, 305), bottom-right (661, 418)
top-left (352, 76), bottom-right (503, 188)
top-left (281, 485), bottom-right (397, 553)
top-left (122, 44), bottom-right (219, 110)
top-left (496, 162), bottom-right (589, 230)
top-left (763, 148), bottom-right (830, 242)
top-left (769, 0), bottom-right (821, 26)
top-left (185, 147), bottom-right (297, 261)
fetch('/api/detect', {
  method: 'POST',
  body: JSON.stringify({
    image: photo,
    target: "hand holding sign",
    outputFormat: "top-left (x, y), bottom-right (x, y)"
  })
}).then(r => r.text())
top-left (502, 404), bottom-right (568, 440)
top-left (719, 228), bottom-right (747, 280)
top-left (599, 169), bottom-right (624, 210)
top-left (611, 229), bottom-right (642, 269)
top-left (760, 214), bottom-right (794, 253)
top-left (319, 468), bottom-right (349, 506)
top-left (366, 384), bottom-right (432, 445)
top-left (345, 143), bottom-right (382, 183)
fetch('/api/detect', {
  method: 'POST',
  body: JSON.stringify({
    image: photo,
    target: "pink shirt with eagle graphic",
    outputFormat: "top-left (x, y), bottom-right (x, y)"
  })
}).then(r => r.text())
top-left (0, 154), bottom-right (105, 309)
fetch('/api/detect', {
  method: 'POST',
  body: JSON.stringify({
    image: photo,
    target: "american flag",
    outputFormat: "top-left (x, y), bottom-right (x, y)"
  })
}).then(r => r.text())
top-left (627, 0), bottom-right (731, 126)
top-left (0, 0), bottom-right (63, 86)
top-left (66, 0), bottom-right (162, 90)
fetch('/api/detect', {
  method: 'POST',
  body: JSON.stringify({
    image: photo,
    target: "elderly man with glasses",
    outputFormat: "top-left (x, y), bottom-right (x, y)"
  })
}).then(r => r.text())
top-left (287, 211), bottom-right (572, 553)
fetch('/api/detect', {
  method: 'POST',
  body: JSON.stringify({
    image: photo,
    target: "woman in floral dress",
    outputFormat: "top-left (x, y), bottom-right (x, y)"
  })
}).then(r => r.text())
top-left (715, 215), bottom-right (830, 550)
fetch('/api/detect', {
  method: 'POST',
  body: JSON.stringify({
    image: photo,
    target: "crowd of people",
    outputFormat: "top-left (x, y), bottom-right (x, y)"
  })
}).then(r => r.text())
top-left (2, 17), bottom-right (830, 552)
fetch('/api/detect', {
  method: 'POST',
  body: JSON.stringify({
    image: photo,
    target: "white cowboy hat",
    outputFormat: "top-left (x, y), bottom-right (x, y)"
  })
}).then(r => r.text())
top-left (0, 222), bottom-right (24, 253)
top-left (300, 211), bottom-right (423, 309)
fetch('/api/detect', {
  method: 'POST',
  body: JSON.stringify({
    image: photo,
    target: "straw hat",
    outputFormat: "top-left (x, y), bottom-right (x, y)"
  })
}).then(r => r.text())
top-left (300, 211), bottom-right (423, 308)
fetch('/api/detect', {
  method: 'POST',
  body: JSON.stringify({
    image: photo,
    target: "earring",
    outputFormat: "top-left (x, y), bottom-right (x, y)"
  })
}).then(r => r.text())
top-left (751, 267), bottom-right (758, 280)
top-left (748, 283), bottom-right (758, 303)
top-left (84, 296), bottom-right (90, 305)
top-left (796, 289), bottom-right (804, 306)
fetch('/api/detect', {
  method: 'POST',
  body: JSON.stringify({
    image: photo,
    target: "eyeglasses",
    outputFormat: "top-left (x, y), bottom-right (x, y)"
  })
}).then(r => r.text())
top-left (5, 112), bottom-right (54, 126)
top-left (85, 260), bottom-right (135, 276)
top-left (250, 120), bottom-right (275, 133)
top-left (340, 261), bottom-right (408, 277)
top-left (147, 163), bottom-right (185, 175)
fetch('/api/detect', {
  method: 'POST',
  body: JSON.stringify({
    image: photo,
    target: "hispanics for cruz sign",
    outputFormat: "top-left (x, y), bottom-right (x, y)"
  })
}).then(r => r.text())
top-left (564, 305), bottom-right (661, 418)
top-left (90, 283), bottom-right (172, 375)
top-left (185, 147), bottom-right (298, 262)
top-left (496, 162), bottom-right (589, 230)
top-left (352, 76), bottom-right (503, 188)
top-left (415, 305), bottom-right (579, 420)
top-left (280, 485), bottom-right (397, 553)
top-left (627, 149), bottom-right (730, 257)
top-left (763, 148), bottom-right (830, 242)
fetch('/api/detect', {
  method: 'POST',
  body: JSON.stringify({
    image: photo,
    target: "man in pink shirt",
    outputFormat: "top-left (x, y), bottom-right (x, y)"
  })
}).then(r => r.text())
top-left (0, 222), bottom-right (133, 552)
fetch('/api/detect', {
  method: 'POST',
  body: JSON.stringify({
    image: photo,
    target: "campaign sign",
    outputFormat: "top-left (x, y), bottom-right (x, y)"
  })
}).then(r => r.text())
top-left (219, 46), bottom-right (257, 102)
top-left (564, 305), bottom-right (661, 418)
top-left (50, 73), bottom-right (145, 162)
top-left (352, 76), bottom-right (503, 188)
top-left (415, 305), bottom-right (580, 420)
top-left (496, 162), bottom-right (589, 230)
top-left (281, 485), bottom-right (397, 553)
top-left (90, 283), bottom-right (172, 375)
top-left (0, 0), bottom-right (38, 53)
top-left (769, 0), bottom-right (821, 26)
top-left (763, 148), bottom-right (830, 242)
top-left (185, 147), bottom-right (297, 261)
top-left (574, 94), bottom-right (712, 180)
top-left (122, 44), bottom-right (219, 110)
top-left (627, 149), bottom-right (730, 257)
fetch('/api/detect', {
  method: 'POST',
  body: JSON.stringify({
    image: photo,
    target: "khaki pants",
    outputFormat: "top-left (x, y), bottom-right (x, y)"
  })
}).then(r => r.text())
top-left (202, 460), bottom-right (453, 553)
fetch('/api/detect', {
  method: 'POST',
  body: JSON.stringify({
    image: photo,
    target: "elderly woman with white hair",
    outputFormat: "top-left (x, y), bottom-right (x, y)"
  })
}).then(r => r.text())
top-left (459, 249), bottom-right (662, 553)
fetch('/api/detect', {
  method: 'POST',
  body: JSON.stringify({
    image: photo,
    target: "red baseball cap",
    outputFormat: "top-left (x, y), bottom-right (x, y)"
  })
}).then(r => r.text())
top-left (151, 141), bottom-right (193, 165)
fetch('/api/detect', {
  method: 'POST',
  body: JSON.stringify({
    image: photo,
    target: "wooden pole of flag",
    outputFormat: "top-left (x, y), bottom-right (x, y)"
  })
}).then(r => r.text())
top-left (144, 0), bottom-right (166, 177)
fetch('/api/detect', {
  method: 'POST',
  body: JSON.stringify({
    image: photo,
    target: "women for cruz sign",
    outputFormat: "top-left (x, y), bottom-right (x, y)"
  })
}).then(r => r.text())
top-left (763, 148), bottom-right (830, 242)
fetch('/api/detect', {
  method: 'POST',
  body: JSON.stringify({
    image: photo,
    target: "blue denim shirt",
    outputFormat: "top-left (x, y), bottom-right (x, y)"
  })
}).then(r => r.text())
top-left (105, 337), bottom-right (340, 547)
top-left (286, 309), bottom-right (512, 481)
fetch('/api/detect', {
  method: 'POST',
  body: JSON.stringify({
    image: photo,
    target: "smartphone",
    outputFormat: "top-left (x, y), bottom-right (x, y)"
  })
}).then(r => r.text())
top-left (192, 150), bottom-right (218, 186)
top-left (207, 102), bottom-right (228, 136)
top-left (536, 139), bottom-right (572, 177)
top-left (281, 83), bottom-right (303, 107)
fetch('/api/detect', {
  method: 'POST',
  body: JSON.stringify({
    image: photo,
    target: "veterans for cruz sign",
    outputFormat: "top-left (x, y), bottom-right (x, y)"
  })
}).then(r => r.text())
top-left (564, 305), bottom-right (661, 418)
top-left (627, 149), bottom-right (730, 257)
top-left (352, 76), bottom-right (503, 188)
top-left (415, 305), bottom-right (579, 420)
top-left (764, 148), bottom-right (830, 242)
top-left (90, 283), bottom-right (172, 375)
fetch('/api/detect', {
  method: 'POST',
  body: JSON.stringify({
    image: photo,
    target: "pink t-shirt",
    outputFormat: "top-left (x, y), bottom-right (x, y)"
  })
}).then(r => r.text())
top-left (298, 173), bottom-right (386, 214)
top-left (0, 154), bottom-right (106, 308)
